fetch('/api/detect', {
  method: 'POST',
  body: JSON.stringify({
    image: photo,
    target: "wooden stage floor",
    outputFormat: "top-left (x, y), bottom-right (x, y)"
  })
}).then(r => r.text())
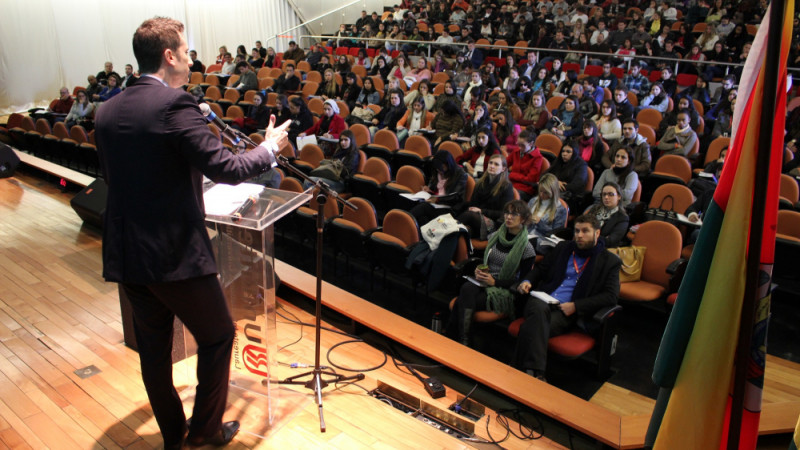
top-left (1, 171), bottom-right (798, 449)
top-left (0, 173), bottom-right (569, 448)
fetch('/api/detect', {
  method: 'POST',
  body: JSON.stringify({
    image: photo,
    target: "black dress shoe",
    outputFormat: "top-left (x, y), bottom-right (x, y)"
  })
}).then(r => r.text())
top-left (186, 421), bottom-right (240, 447)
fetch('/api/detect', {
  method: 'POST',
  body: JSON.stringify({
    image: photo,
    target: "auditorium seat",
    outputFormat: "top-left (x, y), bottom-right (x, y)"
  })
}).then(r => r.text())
top-left (366, 209), bottom-right (420, 289)
top-left (363, 129), bottom-right (398, 161)
top-left (384, 165), bottom-right (426, 211)
top-left (507, 303), bottom-right (623, 378)
top-left (349, 157), bottom-right (391, 214)
top-left (328, 197), bottom-right (380, 274)
top-left (619, 221), bottom-right (683, 305)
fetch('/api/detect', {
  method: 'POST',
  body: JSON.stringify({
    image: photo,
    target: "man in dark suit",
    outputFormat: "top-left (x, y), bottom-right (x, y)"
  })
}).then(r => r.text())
top-left (514, 214), bottom-right (620, 381)
top-left (94, 17), bottom-right (288, 449)
top-left (461, 38), bottom-right (484, 69)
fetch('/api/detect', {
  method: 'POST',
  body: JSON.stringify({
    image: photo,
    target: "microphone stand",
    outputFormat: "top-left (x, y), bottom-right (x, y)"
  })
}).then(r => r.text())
top-left (216, 122), bottom-right (363, 432)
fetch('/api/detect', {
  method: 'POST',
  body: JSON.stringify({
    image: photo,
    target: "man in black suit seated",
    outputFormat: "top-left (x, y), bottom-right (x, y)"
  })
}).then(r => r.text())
top-left (94, 16), bottom-right (289, 449)
top-left (514, 214), bottom-right (620, 381)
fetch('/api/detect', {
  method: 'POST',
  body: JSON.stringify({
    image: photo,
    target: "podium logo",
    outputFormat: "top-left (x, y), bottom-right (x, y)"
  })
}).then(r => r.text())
top-left (242, 344), bottom-right (269, 377)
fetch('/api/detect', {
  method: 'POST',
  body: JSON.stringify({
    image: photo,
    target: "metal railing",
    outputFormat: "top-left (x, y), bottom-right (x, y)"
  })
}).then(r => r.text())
top-left (298, 33), bottom-right (800, 81)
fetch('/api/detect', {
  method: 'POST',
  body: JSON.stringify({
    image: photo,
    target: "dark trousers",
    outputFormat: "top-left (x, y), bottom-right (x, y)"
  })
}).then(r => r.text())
top-left (121, 274), bottom-right (235, 446)
top-left (446, 282), bottom-right (488, 342)
top-left (513, 298), bottom-right (576, 372)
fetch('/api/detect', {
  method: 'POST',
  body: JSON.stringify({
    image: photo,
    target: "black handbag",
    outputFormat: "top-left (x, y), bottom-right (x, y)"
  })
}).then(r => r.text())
top-left (644, 195), bottom-right (679, 225)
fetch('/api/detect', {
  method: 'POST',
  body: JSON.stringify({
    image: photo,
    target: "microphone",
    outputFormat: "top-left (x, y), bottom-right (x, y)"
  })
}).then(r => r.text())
top-left (199, 103), bottom-right (235, 139)
top-left (232, 194), bottom-right (258, 222)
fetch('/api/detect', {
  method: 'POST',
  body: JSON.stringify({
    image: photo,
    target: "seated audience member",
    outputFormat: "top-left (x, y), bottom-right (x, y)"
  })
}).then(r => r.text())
top-left (247, 48), bottom-right (264, 69)
top-left (354, 48), bottom-right (371, 70)
top-left (657, 95), bottom-right (701, 137)
top-left (460, 101), bottom-right (493, 147)
top-left (613, 87), bottom-right (635, 122)
top-left (597, 62), bottom-right (619, 92)
top-left (447, 200), bottom-right (536, 346)
top-left (389, 54), bottom-right (413, 85)
top-left (574, 120), bottom-right (606, 170)
top-left (120, 64), bottom-right (137, 89)
top-left (396, 97), bottom-right (434, 146)
top-left (306, 43), bottom-right (329, 68)
top-left (657, 110), bottom-right (698, 157)
top-left (711, 74), bottom-right (737, 105)
top-left (405, 57), bottom-right (432, 84)
top-left (96, 61), bottom-right (119, 86)
top-left (458, 129), bottom-right (503, 178)
top-left (640, 82), bottom-right (670, 113)
top-left (454, 154), bottom-right (516, 239)
top-left (338, 72), bottom-right (361, 111)
top-left (463, 71), bottom-right (486, 110)
top-left (520, 90), bottom-right (551, 131)
top-left (354, 77), bottom-right (380, 107)
top-left (313, 54), bottom-right (334, 74)
top-left (220, 52), bottom-right (235, 75)
top-left (404, 80), bottom-right (435, 110)
top-left (299, 99), bottom-right (347, 144)
top-left (231, 93), bottom-right (269, 135)
top-left (542, 95), bottom-right (584, 142)
top-left (592, 100), bottom-right (622, 143)
top-left (571, 83), bottom-right (599, 119)
top-left (493, 109), bottom-right (522, 154)
top-left (431, 100), bottom-right (466, 148)
top-left (602, 118), bottom-right (652, 177)
top-left (621, 61), bottom-right (650, 98)
top-left (303, 130), bottom-right (361, 193)
top-left (684, 161), bottom-right (722, 243)
top-left (287, 97), bottom-right (314, 145)
top-left (657, 66), bottom-right (678, 97)
top-left (514, 214), bottom-right (621, 381)
top-left (85, 75), bottom-right (102, 99)
top-left (264, 47), bottom-right (277, 69)
top-left (409, 151), bottom-right (469, 225)
top-left (508, 129), bottom-right (545, 201)
top-left (432, 80), bottom-right (462, 114)
top-left (594, 146), bottom-right (639, 207)
top-left (268, 94), bottom-right (292, 127)
top-left (283, 40), bottom-right (306, 62)
top-left (189, 50), bottom-right (205, 73)
top-left (233, 62), bottom-right (258, 93)
top-left (461, 39), bottom-right (484, 69)
top-left (369, 56), bottom-right (392, 80)
top-left (582, 77), bottom-right (604, 107)
top-left (527, 174), bottom-right (568, 255)
top-left (334, 54), bottom-right (352, 78)
top-left (49, 87), bottom-right (74, 117)
top-left (316, 69), bottom-right (339, 100)
top-left (273, 64), bottom-right (301, 94)
top-left (93, 74), bottom-right (121, 103)
top-left (683, 75), bottom-right (712, 113)
top-left (530, 67), bottom-right (551, 94)
top-left (65, 90), bottom-right (94, 129)
top-left (587, 182), bottom-right (630, 248)
top-left (370, 88), bottom-right (407, 137)
top-left (546, 143), bottom-right (589, 211)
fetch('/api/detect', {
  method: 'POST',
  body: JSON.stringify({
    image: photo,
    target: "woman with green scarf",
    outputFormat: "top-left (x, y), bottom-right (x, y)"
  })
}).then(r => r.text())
top-left (446, 200), bottom-right (536, 347)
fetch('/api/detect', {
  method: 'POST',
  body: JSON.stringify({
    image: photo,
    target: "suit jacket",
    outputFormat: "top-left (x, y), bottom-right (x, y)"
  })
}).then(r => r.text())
top-left (94, 76), bottom-right (275, 284)
top-left (523, 241), bottom-right (620, 318)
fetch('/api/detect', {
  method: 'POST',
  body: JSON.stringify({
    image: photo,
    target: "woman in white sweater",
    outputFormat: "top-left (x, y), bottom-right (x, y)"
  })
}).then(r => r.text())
top-left (592, 100), bottom-right (622, 143)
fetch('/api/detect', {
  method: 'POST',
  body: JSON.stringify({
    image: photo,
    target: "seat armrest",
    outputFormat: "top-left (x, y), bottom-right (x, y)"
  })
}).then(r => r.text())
top-left (592, 304), bottom-right (622, 323)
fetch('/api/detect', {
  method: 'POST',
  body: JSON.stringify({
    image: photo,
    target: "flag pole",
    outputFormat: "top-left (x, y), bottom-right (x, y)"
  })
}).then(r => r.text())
top-left (726, 1), bottom-right (786, 448)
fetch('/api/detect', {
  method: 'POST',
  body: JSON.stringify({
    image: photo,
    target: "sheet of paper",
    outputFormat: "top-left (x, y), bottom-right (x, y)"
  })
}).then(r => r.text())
top-left (203, 182), bottom-right (265, 216)
top-left (530, 290), bottom-right (560, 304)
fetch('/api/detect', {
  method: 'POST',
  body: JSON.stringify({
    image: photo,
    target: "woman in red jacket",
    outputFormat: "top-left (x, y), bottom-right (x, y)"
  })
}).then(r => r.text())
top-left (301, 98), bottom-right (346, 136)
top-left (507, 129), bottom-right (544, 201)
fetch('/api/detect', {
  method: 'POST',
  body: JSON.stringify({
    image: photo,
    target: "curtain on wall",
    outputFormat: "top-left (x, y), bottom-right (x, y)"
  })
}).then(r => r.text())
top-left (0, 0), bottom-right (302, 115)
